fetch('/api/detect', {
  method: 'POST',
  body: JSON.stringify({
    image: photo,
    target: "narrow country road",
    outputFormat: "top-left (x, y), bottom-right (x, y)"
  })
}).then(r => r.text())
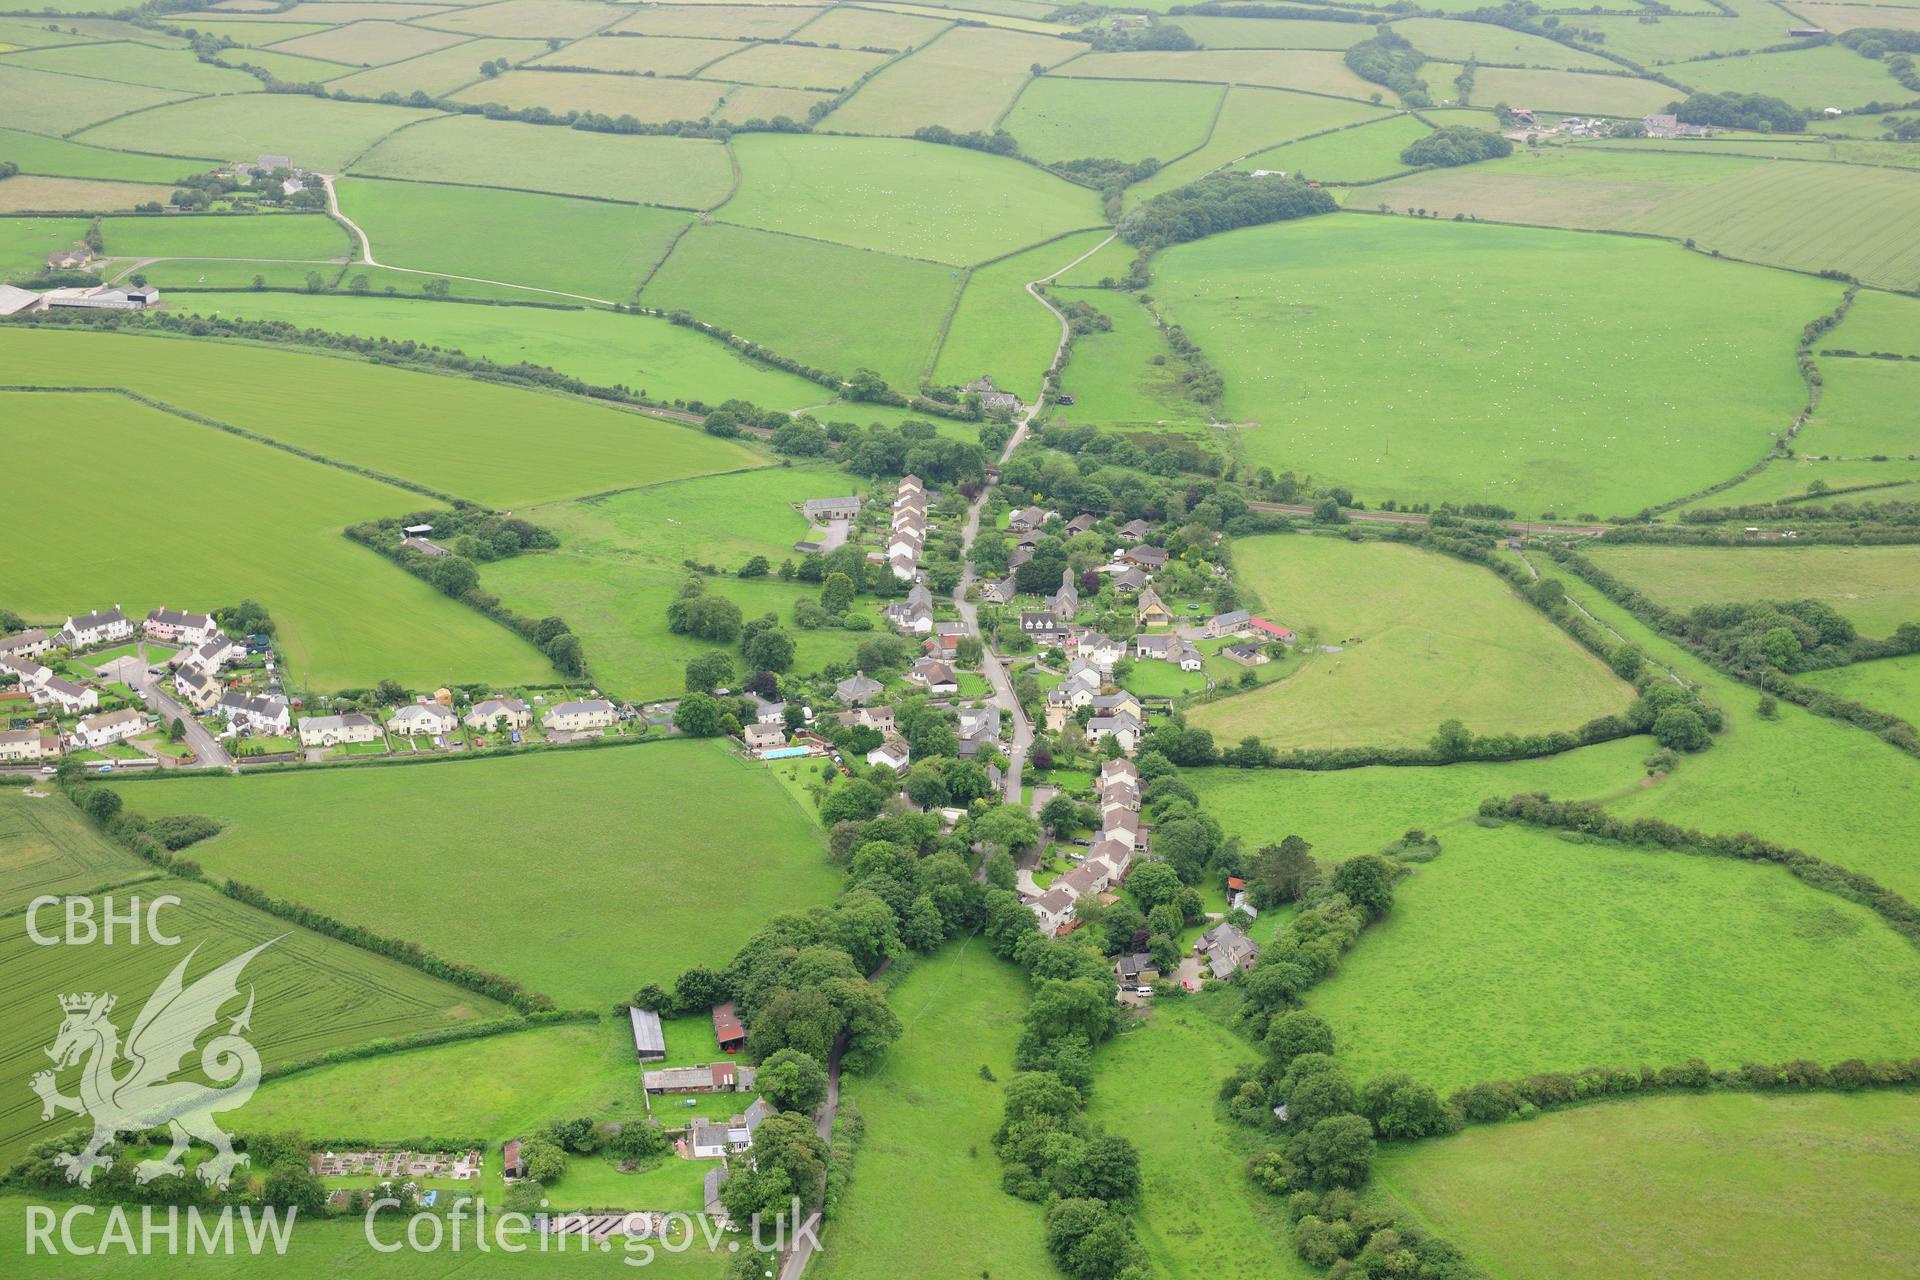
top-left (122, 644), bottom-right (234, 772)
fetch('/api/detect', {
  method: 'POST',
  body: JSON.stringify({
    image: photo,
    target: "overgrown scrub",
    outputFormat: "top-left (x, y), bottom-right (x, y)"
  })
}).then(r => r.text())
top-left (1344, 31), bottom-right (1430, 107)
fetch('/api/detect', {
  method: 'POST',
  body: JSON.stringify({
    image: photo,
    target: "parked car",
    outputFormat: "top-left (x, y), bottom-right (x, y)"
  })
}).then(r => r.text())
top-left (39, 765), bottom-right (56, 775)
top-left (93, 763), bottom-right (113, 773)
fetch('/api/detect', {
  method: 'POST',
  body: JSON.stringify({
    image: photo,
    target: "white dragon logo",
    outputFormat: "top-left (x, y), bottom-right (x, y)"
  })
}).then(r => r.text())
top-left (29, 940), bottom-right (274, 1189)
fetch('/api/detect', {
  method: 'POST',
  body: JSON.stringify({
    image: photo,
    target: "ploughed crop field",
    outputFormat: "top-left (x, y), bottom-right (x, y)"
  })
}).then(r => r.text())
top-left (1189, 535), bottom-right (1634, 750)
top-left (105, 742), bottom-right (839, 1007)
top-left (11, 8), bottom-right (1920, 1278)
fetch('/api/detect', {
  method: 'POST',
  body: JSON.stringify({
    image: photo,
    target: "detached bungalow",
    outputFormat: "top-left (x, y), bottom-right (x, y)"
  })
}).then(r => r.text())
top-left (297, 713), bottom-right (381, 748)
top-left (465, 697), bottom-right (531, 732)
top-left (60, 607), bottom-right (132, 650)
top-left (866, 735), bottom-right (911, 772)
top-left (836, 671), bottom-right (884, 706)
top-left (1110, 566), bottom-right (1151, 595)
top-left (389, 703), bottom-right (457, 737)
top-left (543, 699), bottom-right (616, 733)
top-left (1123, 545), bottom-right (1170, 571)
top-left (72, 707), bottom-right (145, 750)
top-left (689, 1123), bottom-right (732, 1161)
top-left (905, 658), bottom-right (957, 694)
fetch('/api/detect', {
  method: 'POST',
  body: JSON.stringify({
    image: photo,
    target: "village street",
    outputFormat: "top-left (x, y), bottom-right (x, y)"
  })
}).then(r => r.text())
top-left (954, 414), bottom-right (1034, 805)
top-left (101, 645), bottom-right (234, 772)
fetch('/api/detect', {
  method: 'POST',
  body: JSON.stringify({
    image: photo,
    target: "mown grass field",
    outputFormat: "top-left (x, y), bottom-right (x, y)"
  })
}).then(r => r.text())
top-left (0, 875), bottom-right (505, 1165)
top-left (712, 83), bottom-right (835, 125)
top-left (483, 465), bottom-right (872, 697)
top-left (720, 133), bottom-right (1102, 266)
top-left (327, 37), bottom-right (542, 98)
top-left (347, 115), bottom-right (735, 207)
top-left (698, 39), bottom-right (890, 89)
top-left (0, 386), bottom-right (550, 690)
top-left (1673, 457), bottom-right (1920, 512)
top-left (1799, 357), bottom-right (1920, 460)
top-left (0, 326), bottom-right (761, 508)
top-left (529, 33), bottom-right (732, 76)
top-left (1463, 65), bottom-right (1675, 115)
top-left (1802, 653), bottom-right (1920, 729)
top-left (1189, 536), bottom-right (1633, 749)
top-left (1189, 733), bottom-right (1649, 853)
top-left (1128, 85), bottom-right (1389, 203)
top-left (266, 18), bottom-right (467, 66)
top-left (0, 175), bottom-right (176, 213)
top-left (451, 68), bottom-right (727, 122)
top-left (0, 40), bottom-right (262, 92)
top-left (792, 4), bottom-right (946, 49)
top-left (336, 176), bottom-right (690, 299)
top-left (1307, 819), bottom-right (1920, 1091)
top-left (1386, 16), bottom-right (1619, 69)
top-left (1087, 993), bottom-right (1317, 1279)
top-left (1154, 216), bottom-right (1837, 516)
top-left (1376, 1092), bottom-right (1920, 1280)
top-left (75, 94), bottom-right (438, 172)
top-left (99, 210), bottom-right (350, 261)
top-left (233, 1020), bottom-right (647, 1138)
top-left (929, 230), bottom-right (1109, 399)
top-left (1171, 15), bottom-right (1371, 49)
top-left (825, 25), bottom-right (1076, 135)
top-left (812, 942), bottom-right (1055, 1280)
top-left (1235, 113), bottom-right (1431, 183)
top-left (172, 290), bottom-right (827, 408)
top-left (422, 0), bottom-right (624, 40)
top-left (0, 126), bottom-right (202, 182)
top-left (612, 2), bottom-right (825, 39)
top-left (1585, 545), bottom-right (1920, 638)
top-left (1058, 48), bottom-right (1383, 100)
top-left (640, 221), bottom-right (958, 387)
top-left (1672, 42), bottom-right (1908, 108)
top-left (1002, 77), bottom-right (1220, 165)
top-left (110, 741), bottom-right (839, 1006)
top-left (0, 61), bottom-right (191, 135)
top-left (0, 787), bottom-right (154, 912)
top-left (1049, 288), bottom-right (1208, 426)
top-left (1831, 287), bottom-right (1920, 355)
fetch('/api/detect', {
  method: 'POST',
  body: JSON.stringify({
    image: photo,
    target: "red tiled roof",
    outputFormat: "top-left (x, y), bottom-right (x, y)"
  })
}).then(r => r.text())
top-left (1250, 619), bottom-right (1294, 639)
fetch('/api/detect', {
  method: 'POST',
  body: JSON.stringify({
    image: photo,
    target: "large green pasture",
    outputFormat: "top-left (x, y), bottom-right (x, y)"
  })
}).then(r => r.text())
top-left (1234, 113), bottom-right (1431, 183)
top-left (0, 326), bottom-right (761, 508)
top-left (1376, 1092), bottom-right (1920, 1280)
top-left (1049, 287), bottom-right (1208, 426)
top-left (347, 115), bottom-right (735, 207)
top-left (0, 386), bottom-right (550, 690)
top-left (1799, 357), bottom-right (1920, 459)
top-left (613, 3), bottom-right (825, 39)
top-left (1057, 49), bottom-right (1385, 101)
top-left (697, 39), bottom-right (890, 89)
top-left (1672, 456), bottom-right (1920, 512)
top-left (0, 61), bottom-right (191, 136)
top-left (450, 68), bottom-right (727, 122)
top-left (0, 40), bottom-right (261, 93)
top-left (1086, 994), bottom-right (1316, 1279)
top-left (99, 210), bottom-right (350, 261)
top-left (1154, 216), bottom-right (1838, 516)
top-left (1189, 536), bottom-right (1634, 750)
top-left (335, 176), bottom-right (691, 299)
top-left (327, 37), bottom-right (541, 98)
top-left (826, 25), bottom-right (1076, 135)
top-left (111, 741), bottom-right (839, 1006)
top-left (0, 787), bottom-right (153, 912)
top-left (1802, 653), bottom-right (1920, 729)
top-left (0, 874), bottom-right (504, 1165)
top-left (1385, 16), bottom-right (1619, 70)
top-left (264, 20), bottom-right (469, 67)
top-left (1464, 65), bottom-right (1675, 115)
top-left (720, 133), bottom-right (1102, 267)
top-left (172, 290), bottom-right (828, 408)
top-left (0, 126), bottom-right (203, 182)
top-left (1585, 545), bottom-right (1920, 638)
top-left (1832, 287), bottom-right (1920, 356)
top-left (641, 221), bottom-right (958, 388)
top-left (482, 465), bottom-right (872, 697)
top-left (1001, 77), bottom-right (1220, 166)
top-left (930, 230), bottom-right (1109, 400)
top-left (0, 175), bottom-right (176, 214)
top-left (1128, 85), bottom-right (1389, 203)
top-left (1672, 43), bottom-right (1908, 109)
top-left (1307, 819), bottom-right (1920, 1091)
top-left (74, 94), bottom-right (439, 171)
top-left (812, 942), bottom-right (1055, 1280)
top-left (234, 1020), bottom-right (647, 1138)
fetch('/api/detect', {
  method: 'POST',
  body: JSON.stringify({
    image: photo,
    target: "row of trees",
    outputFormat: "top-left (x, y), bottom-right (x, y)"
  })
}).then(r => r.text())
top-left (1117, 172), bottom-right (1337, 250)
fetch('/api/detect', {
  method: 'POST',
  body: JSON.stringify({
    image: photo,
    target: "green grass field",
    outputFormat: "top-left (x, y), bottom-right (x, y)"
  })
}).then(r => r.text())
top-left (1170, 15), bottom-right (1372, 49)
top-left (1049, 287), bottom-right (1209, 426)
top-left (0, 126), bottom-right (204, 182)
top-left (1673, 457), bottom-right (1920, 512)
top-left (234, 1020), bottom-right (648, 1138)
top-left (1153, 215), bottom-right (1838, 516)
top-left (483, 465), bottom-right (872, 697)
top-left (712, 83), bottom-right (835, 125)
top-left (1385, 16), bottom-right (1619, 69)
top-left (1128, 85), bottom-right (1390, 203)
top-left (1799, 357), bottom-right (1920, 460)
top-left (1831, 287), bottom-right (1920, 356)
top-left (1585, 545), bottom-right (1920, 638)
top-left (0, 787), bottom-right (154, 912)
top-left (1376, 1091), bottom-right (1920, 1279)
top-left (0, 61), bottom-right (192, 135)
top-left (812, 942), bottom-right (1055, 1280)
top-left (422, 0), bottom-right (624, 40)
top-left (0, 40), bottom-right (262, 93)
top-left (266, 19), bottom-right (468, 67)
top-left (1463, 66), bottom-right (1675, 115)
top-left (1087, 993), bottom-right (1317, 1279)
top-left (327, 37), bottom-right (542, 97)
top-left (0, 175), bottom-right (176, 213)
top-left (825, 25), bottom-right (1076, 135)
top-left (1672, 43), bottom-right (1908, 109)
top-left (1235, 113), bottom-right (1431, 183)
top-left (1058, 48), bottom-right (1384, 101)
top-left (347, 114), bottom-right (735, 207)
top-left (640, 221), bottom-right (958, 388)
top-left (1188, 536), bottom-right (1633, 749)
top-left (109, 741), bottom-right (840, 1006)
top-left (335, 176), bottom-right (691, 299)
top-left (74, 94), bottom-right (439, 172)
top-left (0, 326), bottom-right (761, 508)
top-left (720, 133), bottom-right (1102, 267)
top-left (930, 230), bottom-right (1109, 399)
top-left (1307, 819), bottom-right (1920, 1091)
top-left (0, 386), bottom-right (550, 690)
top-left (451, 68), bottom-right (727, 123)
top-left (99, 210), bottom-right (350, 261)
top-left (528, 33), bottom-right (734, 76)
top-left (613, 3), bottom-right (826, 39)
top-left (1802, 653), bottom-right (1920, 729)
top-left (698, 39), bottom-right (890, 89)
top-left (170, 290), bottom-right (828, 408)
top-left (0, 875), bottom-right (505, 1165)
top-left (1002, 77), bottom-right (1220, 166)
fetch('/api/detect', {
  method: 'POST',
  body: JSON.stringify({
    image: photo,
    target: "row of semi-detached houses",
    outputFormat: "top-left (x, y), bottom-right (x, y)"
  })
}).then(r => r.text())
top-left (291, 696), bottom-right (621, 748)
top-left (1029, 758), bottom-right (1145, 934)
top-left (886, 474), bottom-right (927, 582)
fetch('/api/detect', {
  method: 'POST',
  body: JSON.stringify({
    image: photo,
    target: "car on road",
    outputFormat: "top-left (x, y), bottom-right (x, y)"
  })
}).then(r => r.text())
top-left (40, 766), bottom-right (56, 775)
top-left (93, 763), bottom-right (113, 773)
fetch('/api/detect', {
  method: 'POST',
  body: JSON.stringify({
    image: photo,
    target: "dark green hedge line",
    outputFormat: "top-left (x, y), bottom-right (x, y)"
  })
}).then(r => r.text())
top-left (257, 1010), bottom-right (596, 1089)
top-left (1450, 1055), bottom-right (1920, 1126)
